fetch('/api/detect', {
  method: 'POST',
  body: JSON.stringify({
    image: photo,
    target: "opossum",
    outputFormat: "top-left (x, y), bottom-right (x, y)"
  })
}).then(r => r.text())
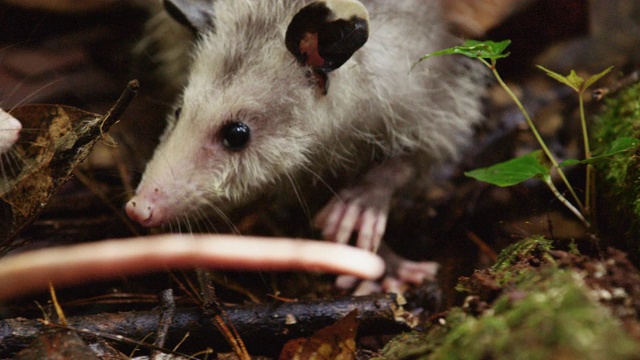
top-left (0, 108), bottom-right (21, 156)
top-left (126, 0), bottom-right (485, 254)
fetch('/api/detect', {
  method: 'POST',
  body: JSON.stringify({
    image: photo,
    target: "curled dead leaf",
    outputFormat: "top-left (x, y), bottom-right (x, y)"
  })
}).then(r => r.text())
top-left (0, 81), bottom-right (138, 253)
top-left (281, 310), bottom-right (359, 360)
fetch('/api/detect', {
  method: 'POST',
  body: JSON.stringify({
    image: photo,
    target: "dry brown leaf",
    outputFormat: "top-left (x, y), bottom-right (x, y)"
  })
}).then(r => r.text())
top-left (13, 329), bottom-right (99, 360)
top-left (281, 310), bottom-right (359, 360)
top-left (0, 81), bottom-right (138, 253)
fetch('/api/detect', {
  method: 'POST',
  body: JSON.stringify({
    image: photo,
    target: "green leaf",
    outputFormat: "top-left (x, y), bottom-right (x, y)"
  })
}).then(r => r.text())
top-left (537, 66), bottom-right (582, 92)
top-left (460, 39), bottom-right (512, 59)
top-left (413, 39), bottom-right (511, 69)
top-left (583, 66), bottom-right (614, 90)
top-left (537, 65), bottom-right (614, 94)
top-left (465, 150), bottom-right (550, 187)
top-left (560, 137), bottom-right (640, 166)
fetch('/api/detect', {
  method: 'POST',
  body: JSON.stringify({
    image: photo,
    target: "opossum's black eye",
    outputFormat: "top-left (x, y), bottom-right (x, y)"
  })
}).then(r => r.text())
top-left (174, 107), bottom-right (182, 119)
top-left (221, 122), bottom-right (250, 151)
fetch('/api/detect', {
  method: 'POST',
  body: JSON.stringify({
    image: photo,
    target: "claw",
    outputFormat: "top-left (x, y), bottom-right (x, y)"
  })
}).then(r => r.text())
top-left (334, 202), bottom-right (361, 244)
top-left (314, 159), bottom-right (413, 252)
top-left (335, 245), bottom-right (440, 296)
top-left (315, 185), bottom-right (392, 252)
top-left (356, 207), bottom-right (387, 252)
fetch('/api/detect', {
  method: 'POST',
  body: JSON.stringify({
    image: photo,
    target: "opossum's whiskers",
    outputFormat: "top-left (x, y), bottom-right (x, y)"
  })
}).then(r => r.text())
top-left (0, 157), bottom-right (11, 192)
top-left (180, 191), bottom-right (216, 233)
top-left (205, 202), bottom-right (239, 235)
top-left (179, 212), bottom-right (192, 234)
top-left (6, 77), bottom-right (67, 111)
top-left (0, 141), bottom-right (25, 191)
top-left (0, 153), bottom-right (14, 186)
top-left (174, 215), bottom-right (185, 234)
top-left (285, 171), bottom-right (312, 227)
top-left (0, 43), bottom-right (20, 55)
top-left (183, 213), bottom-right (195, 234)
top-left (0, 141), bottom-right (23, 167)
top-left (193, 207), bottom-right (220, 234)
top-left (298, 163), bottom-right (340, 201)
top-left (5, 127), bottom-right (36, 135)
top-left (167, 206), bottom-right (187, 234)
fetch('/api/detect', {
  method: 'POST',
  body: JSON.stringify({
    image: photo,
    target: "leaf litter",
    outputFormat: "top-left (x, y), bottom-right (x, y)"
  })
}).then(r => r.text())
top-left (0, 80), bottom-right (138, 253)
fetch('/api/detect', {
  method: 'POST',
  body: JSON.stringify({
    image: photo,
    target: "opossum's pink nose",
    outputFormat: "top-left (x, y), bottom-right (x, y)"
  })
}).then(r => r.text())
top-left (126, 193), bottom-right (165, 227)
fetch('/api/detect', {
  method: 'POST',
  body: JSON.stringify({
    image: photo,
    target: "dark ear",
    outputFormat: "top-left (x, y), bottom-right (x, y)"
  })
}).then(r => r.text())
top-left (286, 0), bottom-right (369, 73)
top-left (163, 0), bottom-right (216, 34)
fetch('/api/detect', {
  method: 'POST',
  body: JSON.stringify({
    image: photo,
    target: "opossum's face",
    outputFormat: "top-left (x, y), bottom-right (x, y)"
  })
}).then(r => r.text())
top-left (126, 0), bottom-right (369, 227)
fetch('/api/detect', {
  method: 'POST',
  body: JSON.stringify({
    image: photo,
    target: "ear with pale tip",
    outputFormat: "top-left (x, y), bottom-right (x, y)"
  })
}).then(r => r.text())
top-left (163, 0), bottom-right (216, 33)
top-left (286, 0), bottom-right (370, 75)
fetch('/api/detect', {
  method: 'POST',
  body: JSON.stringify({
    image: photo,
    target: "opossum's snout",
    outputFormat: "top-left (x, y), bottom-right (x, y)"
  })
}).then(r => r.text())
top-left (0, 110), bottom-right (22, 155)
top-left (125, 189), bottom-right (168, 227)
top-left (125, 173), bottom-right (198, 227)
top-left (124, 119), bottom-right (252, 228)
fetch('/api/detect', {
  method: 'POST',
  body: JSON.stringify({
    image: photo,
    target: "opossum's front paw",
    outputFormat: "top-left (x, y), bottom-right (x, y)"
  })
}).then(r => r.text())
top-left (335, 246), bottom-right (439, 295)
top-left (314, 185), bottom-right (393, 252)
top-left (386, 259), bottom-right (439, 287)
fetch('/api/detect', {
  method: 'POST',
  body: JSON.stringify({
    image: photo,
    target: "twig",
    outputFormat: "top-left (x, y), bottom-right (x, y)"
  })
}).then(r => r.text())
top-left (98, 80), bottom-right (139, 136)
top-left (0, 294), bottom-right (411, 356)
top-left (151, 289), bottom-right (176, 359)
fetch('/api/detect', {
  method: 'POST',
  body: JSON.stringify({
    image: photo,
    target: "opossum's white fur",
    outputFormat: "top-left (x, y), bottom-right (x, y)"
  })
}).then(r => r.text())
top-left (0, 108), bottom-right (21, 155)
top-left (133, 1), bottom-right (194, 93)
top-left (132, 0), bottom-right (484, 226)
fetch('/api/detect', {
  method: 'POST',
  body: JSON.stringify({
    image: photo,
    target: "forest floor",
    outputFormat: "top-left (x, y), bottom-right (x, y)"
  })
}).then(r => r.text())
top-left (1, 1), bottom-right (639, 359)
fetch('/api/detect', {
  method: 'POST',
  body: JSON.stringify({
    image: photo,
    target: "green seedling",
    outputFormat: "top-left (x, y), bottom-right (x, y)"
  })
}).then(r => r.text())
top-left (536, 65), bottom-right (638, 218)
top-left (415, 40), bottom-right (639, 229)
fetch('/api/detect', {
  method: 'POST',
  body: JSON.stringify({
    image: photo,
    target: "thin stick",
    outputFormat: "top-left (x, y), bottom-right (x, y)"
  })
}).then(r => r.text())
top-left (543, 176), bottom-right (590, 229)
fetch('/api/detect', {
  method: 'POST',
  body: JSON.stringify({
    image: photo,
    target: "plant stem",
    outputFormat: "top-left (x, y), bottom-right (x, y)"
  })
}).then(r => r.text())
top-left (579, 94), bottom-right (590, 157)
top-left (490, 62), bottom-right (586, 214)
top-left (543, 176), bottom-right (591, 229)
top-left (579, 93), bottom-right (594, 216)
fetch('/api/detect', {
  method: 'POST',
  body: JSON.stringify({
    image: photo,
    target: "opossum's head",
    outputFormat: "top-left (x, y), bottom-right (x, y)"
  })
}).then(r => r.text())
top-left (126, 0), bottom-right (369, 227)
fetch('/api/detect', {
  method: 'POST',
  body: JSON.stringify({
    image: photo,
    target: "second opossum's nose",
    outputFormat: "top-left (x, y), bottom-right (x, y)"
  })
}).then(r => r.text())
top-left (126, 193), bottom-right (164, 227)
top-left (0, 110), bottom-right (22, 155)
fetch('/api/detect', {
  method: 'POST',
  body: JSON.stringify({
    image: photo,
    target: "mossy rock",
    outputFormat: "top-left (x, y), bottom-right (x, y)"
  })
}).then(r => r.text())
top-left (374, 237), bottom-right (640, 360)
top-left (592, 82), bottom-right (640, 257)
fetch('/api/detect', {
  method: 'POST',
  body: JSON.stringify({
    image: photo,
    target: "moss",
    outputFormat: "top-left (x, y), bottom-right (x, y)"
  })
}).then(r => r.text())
top-left (592, 82), bottom-right (640, 255)
top-left (491, 236), bottom-right (554, 274)
top-left (374, 309), bottom-right (468, 360)
top-left (374, 238), bottom-right (640, 360)
top-left (435, 271), bottom-right (639, 360)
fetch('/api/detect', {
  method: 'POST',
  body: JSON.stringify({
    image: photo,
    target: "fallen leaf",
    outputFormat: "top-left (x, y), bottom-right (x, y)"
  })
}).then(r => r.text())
top-left (13, 329), bottom-right (99, 360)
top-left (0, 81), bottom-right (138, 253)
top-left (281, 309), bottom-right (359, 360)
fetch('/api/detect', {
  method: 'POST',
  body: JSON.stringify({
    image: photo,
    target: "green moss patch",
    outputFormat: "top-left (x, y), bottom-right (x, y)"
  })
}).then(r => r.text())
top-left (374, 238), bottom-right (640, 360)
